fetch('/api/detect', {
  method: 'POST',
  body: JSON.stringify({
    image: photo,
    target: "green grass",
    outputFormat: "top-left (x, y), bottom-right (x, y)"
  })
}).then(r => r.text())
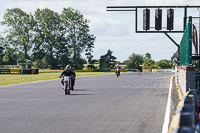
top-left (0, 72), bottom-right (114, 86)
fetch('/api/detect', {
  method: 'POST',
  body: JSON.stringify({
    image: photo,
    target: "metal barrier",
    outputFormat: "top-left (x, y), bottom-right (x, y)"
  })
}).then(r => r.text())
top-left (110, 69), bottom-right (129, 72)
top-left (0, 69), bottom-right (10, 74)
top-left (10, 68), bottom-right (21, 74)
top-left (0, 69), bottom-right (39, 74)
top-left (168, 90), bottom-right (198, 133)
top-left (152, 69), bottom-right (172, 72)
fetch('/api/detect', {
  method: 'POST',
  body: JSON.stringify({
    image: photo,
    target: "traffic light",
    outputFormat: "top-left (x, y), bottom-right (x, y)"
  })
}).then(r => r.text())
top-left (155, 9), bottom-right (162, 30)
top-left (143, 9), bottom-right (150, 30)
top-left (167, 9), bottom-right (174, 30)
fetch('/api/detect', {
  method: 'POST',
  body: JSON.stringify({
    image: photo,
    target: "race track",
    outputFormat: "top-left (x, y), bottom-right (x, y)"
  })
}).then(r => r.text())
top-left (0, 72), bottom-right (174, 133)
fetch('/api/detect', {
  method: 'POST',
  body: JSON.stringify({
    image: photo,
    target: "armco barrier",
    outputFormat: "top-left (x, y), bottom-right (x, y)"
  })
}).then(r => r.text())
top-left (0, 69), bottom-right (10, 74)
top-left (168, 90), bottom-right (198, 133)
top-left (128, 69), bottom-right (138, 72)
top-left (75, 70), bottom-right (93, 72)
top-left (93, 70), bottom-right (110, 72)
top-left (24, 69), bottom-right (32, 74)
top-left (152, 69), bottom-right (172, 72)
top-left (0, 69), bottom-right (39, 74)
top-left (32, 69), bottom-right (39, 74)
top-left (10, 68), bottom-right (20, 74)
top-left (152, 69), bottom-right (157, 72)
top-left (110, 69), bottom-right (128, 72)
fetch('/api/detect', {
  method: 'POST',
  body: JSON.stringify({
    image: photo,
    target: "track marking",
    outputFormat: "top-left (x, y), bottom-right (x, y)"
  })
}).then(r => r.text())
top-left (161, 75), bottom-right (175, 133)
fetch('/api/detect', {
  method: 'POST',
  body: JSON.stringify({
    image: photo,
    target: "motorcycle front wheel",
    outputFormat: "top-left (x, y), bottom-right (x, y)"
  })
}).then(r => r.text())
top-left (65, 85), bottom-right (68, 95)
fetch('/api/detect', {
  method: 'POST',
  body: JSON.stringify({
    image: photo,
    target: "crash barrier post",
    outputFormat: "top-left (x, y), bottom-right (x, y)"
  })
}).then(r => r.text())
top-left (168, 90), bottom-right (199, 133)
top-left (0, 69), bottom-right (10, 74)
top-left (20, 69), bottom-right (25, 74)
top-left (10, 68), bottom-right (21, 74)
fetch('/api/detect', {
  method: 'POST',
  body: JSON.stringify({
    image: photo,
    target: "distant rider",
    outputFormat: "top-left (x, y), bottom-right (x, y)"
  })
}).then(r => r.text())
top-left (59, 65), bottom-right (76, 90)
top-left (114, 64), bottom-right (121, 74)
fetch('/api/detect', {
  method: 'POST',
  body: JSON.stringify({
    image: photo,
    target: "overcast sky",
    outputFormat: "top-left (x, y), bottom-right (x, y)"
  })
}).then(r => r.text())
top-left (0, 0), bottom-right (200, 62)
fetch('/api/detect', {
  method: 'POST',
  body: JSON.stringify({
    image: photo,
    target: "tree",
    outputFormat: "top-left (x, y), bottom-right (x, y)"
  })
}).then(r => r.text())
top-left (33, 8), bottom-right (65, 69)
top-left (156, 59), bottom-right (172, 69)
top-left (1, 8), bottom-right (34, 59)
top-left (124, 53), bottom-right (144, 71)
top-left (0, 46), bottom-right (5, 65)
top-left (2, 47), bottom-right (18, 65)
top-left (61, 7), bottom-right (96, 70)
top-left (143, 59), bottom-right (156, 71)
top-left (85, 41), bottom-right (95, 70)
top-left (99, 50), bottom-right (116, 69)
top-left (143, 53), bottom-right (155, 70)
top-left (144, 53), bottom-right (151, 61)
top-left (0, 36), bottom-right (5, 65)
top-left (1, 7), bottom-right (96, 69)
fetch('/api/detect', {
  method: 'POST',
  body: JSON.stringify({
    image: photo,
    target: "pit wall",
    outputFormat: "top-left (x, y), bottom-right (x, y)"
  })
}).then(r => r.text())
top-left (176, 66), bottom-right (195, 99)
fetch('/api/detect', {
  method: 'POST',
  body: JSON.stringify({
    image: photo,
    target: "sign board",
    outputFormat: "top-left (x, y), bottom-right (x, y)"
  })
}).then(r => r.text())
top-left (192, 24), bottom-right (198, 54)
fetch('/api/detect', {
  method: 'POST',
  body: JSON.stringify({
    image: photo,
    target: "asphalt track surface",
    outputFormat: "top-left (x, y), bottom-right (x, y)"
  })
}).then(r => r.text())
top-left (0, 72), bottom-right (174, 133)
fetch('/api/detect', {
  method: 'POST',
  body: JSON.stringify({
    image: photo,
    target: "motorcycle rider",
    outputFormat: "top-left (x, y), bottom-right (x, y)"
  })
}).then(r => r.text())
top-left (69, 65), bottom-right (76, 86)
top-left (59, 64), bottom-right (76, 90)
top-left (114, 64), bottom-right (121, 75)
top-left (114, 64), bottom-right (121, 69)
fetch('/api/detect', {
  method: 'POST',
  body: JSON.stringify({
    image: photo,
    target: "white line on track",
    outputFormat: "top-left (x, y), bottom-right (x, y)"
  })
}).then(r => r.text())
top-left (161, 75), bottom-right (175, 133)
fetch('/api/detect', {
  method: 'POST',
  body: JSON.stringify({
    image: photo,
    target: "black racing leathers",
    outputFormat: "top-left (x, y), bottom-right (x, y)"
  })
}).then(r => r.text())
top-left (60, 70), bottom-right (76, 86)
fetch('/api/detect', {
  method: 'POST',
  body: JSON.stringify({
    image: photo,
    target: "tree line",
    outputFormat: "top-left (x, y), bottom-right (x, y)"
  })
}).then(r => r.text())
top-left (0, 7), bottom-right (95, 70)
top-left (0, 7), bottom-right (172, 71)
top-left (88, 50), bottom-right (172, 71)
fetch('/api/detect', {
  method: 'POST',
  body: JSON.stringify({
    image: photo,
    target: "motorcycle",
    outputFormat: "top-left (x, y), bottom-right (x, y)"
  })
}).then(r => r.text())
top-left (62, 76), bottom-right (72, 95)
top-left (115, 68), bottom-right (120, 77)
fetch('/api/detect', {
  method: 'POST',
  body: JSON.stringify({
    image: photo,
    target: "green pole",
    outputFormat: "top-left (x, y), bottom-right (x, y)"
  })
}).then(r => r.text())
top-left (184, 7), bottom-right (187, 30)
top-left (189, 16), bottom-right (192, 65)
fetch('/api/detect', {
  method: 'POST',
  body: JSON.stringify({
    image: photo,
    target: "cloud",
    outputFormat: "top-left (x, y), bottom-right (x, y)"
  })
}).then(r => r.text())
top-left (86, 15), bottom-right (130, 37)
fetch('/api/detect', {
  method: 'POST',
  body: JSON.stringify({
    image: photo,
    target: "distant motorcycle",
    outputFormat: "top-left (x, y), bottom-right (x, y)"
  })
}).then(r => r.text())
top-left (61, 76), bottom-right (72, 95)
top-left (115, 68), bottom-right (120, 77)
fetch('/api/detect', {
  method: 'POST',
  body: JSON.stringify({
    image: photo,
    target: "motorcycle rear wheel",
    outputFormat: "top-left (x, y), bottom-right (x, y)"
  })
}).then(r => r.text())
top-left (65, 85), bottom-right (68, 95)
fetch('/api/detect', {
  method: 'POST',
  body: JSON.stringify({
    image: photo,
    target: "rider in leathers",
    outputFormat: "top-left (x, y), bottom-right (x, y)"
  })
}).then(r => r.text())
top-left (59, 65), bottom-right (76, 90)
top-left (114, 64), bottom-right (121, 74)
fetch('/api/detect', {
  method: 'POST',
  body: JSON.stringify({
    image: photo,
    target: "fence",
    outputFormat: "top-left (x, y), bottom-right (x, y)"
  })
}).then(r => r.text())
top-left (170, 16), bottom-right (200, 133)
top-left (152, 69), bottom-right (173, 72)
top-left (179, 17), bottom-right (192, 66)
top-left (0, 69), bottom-right (39, 74)
top-left (0, 69), bottom-right (10, 74)
top-left (10, 68), bottom-right (21, 74)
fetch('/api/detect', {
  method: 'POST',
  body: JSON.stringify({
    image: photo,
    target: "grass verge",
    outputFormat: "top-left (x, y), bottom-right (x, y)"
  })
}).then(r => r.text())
top-left (0, 72), bottom-right (114, 86)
